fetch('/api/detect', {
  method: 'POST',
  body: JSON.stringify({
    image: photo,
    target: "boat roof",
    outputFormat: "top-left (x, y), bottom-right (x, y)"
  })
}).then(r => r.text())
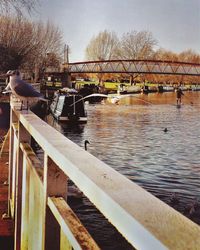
top-left (56, 88), bottom-right (78, 95)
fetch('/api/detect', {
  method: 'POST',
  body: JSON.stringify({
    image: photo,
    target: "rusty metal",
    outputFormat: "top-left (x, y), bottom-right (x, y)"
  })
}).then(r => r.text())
top-left (68, 59), bottom-right (200, 76)
top-left (48, 197), bottom-right (100, 250)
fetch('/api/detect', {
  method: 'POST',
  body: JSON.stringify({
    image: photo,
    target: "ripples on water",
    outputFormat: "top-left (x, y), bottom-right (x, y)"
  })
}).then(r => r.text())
top-left (1, 93), bottom-right (199, 248)
top-left (47, 92), bottom-right (200, 248)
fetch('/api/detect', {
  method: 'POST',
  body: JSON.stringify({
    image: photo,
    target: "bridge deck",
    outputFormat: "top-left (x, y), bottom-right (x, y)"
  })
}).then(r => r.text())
top-left (0, 133), bottom-right (14, 249)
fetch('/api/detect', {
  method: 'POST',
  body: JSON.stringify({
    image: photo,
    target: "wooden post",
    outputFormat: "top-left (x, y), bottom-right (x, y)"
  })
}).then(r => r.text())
top-left (44, 155), bottom-right (68, 250)
top-left (60, 229), bottom-right (72, 250)
top-left (14, 122), bottom-right (30, 250)
top-left (8, 109), bottom-right (18, 217)
top-left (20, 153), bottom-right (31, 250)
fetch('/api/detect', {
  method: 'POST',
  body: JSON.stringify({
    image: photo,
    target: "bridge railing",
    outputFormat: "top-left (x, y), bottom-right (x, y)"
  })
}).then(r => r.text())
top-left (68, 59), bottom-right (200, 76)
top-left (8, 101), bottom-right (200, 250)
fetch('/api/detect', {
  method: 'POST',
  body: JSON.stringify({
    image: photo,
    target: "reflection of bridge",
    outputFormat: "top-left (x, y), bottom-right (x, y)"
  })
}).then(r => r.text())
top-left (68, 60), bottom-right (200, 76)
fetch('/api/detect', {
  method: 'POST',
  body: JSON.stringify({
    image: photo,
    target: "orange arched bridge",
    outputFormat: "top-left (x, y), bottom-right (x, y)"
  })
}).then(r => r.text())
top-left (68, 59), bottom-right (200, 76)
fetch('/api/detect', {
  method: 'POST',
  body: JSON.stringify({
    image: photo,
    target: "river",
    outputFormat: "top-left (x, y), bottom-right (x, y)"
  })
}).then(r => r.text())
top-left (47, 91), bottom-right (200, 249)
top-left (1, 92), bottom-right (200, 249)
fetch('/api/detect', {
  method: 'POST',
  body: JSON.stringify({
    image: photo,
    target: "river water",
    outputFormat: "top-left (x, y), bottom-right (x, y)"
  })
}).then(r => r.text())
top-left (47, 91), bottom-right (200, 249)
top-left (1, 92), bottom-right (200, 249)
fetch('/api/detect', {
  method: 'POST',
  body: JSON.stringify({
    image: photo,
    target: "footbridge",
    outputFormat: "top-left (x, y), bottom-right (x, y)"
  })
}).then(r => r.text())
top-left (68, 59), bottom-right (200, 76)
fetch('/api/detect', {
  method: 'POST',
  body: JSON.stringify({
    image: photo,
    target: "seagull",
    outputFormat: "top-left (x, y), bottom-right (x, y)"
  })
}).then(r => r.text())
top-left (1, 70), bottom-right (12, 94)
top-left (6, 70), bottom-right (47, 110)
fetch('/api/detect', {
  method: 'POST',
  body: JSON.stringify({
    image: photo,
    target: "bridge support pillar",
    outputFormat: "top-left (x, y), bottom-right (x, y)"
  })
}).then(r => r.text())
top-left (129, 75), bottom-right (133, 85)
top-left (62, 72), bottom-right (72, 88)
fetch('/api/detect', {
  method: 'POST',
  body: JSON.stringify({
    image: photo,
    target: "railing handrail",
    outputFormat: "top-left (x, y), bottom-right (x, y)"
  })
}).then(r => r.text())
top-left (10, 104), bottom-right (200, 249)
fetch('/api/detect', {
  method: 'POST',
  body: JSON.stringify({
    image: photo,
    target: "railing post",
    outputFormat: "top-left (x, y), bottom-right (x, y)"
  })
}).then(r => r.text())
top-left (43, 154), bottom-right (68, 250)
top-left (20, 146), bottom-right (31, 250)
top-left (60, 230), bottom-right (72, 250)
top-left (8, 108), bottom-right (18, 217)
top-left (14, 120), bottom-right (30, 250)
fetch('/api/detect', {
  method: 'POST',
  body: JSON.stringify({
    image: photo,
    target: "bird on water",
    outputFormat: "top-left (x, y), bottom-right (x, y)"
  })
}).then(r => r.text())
top-left (5, 70), bottom-right (47, 110)
top-left (84, 140), bottom-right (90, 151)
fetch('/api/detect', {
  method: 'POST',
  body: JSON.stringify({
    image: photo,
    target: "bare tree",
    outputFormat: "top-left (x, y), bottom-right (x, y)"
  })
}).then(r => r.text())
top-left (119, 31), bottom-right (157, 60)
top-left (178, 49), bottom-right (200, 63)
top-left (152, 48), bottom-right (200, 84)
top-left (29, 21), bottom-right (63, 64)
top-left (0, 15), bottom-right (63, 78)
top-left (153, 48), bottom-right (179, 61)
top-left (0, 0), bottom-right (38, 15)
top-left (85, 30), bottom-right (120, 61)
top-left (85, 30), bottom-right (120, 86)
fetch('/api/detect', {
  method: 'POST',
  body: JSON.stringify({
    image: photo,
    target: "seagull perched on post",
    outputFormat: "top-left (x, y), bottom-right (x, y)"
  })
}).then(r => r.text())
top-left (6, 70), bottom-right (47, 110)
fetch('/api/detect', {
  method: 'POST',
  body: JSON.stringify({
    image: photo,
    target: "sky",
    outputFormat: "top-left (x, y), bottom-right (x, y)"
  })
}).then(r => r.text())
top-left (33, 0), bottom-right (200, 62)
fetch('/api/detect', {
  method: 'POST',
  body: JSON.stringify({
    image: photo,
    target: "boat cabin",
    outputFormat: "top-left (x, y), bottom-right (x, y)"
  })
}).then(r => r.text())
top-left (50, 88), bottom-right (87, 123)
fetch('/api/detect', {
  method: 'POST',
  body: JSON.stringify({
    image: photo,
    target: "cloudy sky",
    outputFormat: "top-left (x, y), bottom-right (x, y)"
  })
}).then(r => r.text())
top-left (34, 0), bottom-right (200, 62)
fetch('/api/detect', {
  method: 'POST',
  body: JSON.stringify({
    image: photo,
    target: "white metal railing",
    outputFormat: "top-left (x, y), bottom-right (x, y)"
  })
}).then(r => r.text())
top-left (8, 102), bottom-right (200, 250)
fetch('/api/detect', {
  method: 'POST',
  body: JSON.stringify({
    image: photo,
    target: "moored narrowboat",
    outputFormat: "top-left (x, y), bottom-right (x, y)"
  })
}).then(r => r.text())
top-left (50, 88), bottom-right (87, 123)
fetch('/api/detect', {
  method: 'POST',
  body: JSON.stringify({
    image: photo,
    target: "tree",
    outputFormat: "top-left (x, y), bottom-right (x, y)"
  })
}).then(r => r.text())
top-left (153, 48), bottom-right (179, 61)
top-left (119, 31), bottom-right (157, 60)
top-left (85, 30), bottom-right (120, 85)
top-left (0, 15), bottom-right (63, 78)
top-left (0, 0), bottom-right (38, 15)
top-left (0, 15), bottom-right (32, 70)
top-left (85, 30), bottom-right (119, 61)
top-left (178, 49), bottom-right (200, 63)
top-left (26, 20), bottom-right (63, 79)
top-left (117, 31), bottom-right (157, 84)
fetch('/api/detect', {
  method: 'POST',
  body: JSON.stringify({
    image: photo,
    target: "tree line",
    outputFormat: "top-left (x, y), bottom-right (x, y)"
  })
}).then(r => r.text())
top-left (85, 30), bottom-right (200, 64)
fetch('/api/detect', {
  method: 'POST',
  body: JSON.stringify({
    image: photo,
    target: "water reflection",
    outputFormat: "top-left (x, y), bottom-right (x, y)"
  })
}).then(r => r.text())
top-left (49, 92), bottom-right (200, 248)
top-left (47, 114), bottom-right (86, 143)
top-left (116, 91), bottom-right (200, 106)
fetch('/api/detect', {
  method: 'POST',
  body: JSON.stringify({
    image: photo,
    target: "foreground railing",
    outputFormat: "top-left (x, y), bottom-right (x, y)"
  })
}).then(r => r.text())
top-left (8, 101), bottom-right (200, 250)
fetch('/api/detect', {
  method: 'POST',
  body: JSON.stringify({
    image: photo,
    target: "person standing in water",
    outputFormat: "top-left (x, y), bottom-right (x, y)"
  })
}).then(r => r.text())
top-left (176, 86), bottom-right (184, 105)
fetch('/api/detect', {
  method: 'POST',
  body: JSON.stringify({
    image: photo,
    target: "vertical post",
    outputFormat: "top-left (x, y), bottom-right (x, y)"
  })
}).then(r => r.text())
top-left (60, 230), bottom-right (72, 250)
top-left (63, 44), bottom-right (69, 65)
top-left (14, 122), bottom-right (30, 250)
top-left (8, 109), bottom-right (18, 217)
top-left (62, 47), bottom-right (71, 88)
top-left (20, 156), bottom-right (30, 250)
top-left (43, 154), bottom-right (68, 250)
top-left (129, 75), bottom-right (133, 85)
top-left (62, 72), bottom-right (72, 88)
